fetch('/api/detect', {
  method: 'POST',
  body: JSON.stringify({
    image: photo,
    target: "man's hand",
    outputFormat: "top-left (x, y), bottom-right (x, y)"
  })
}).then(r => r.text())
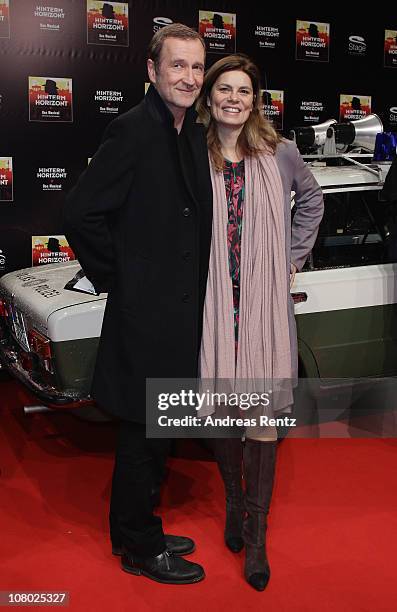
top-left (290, 263), bottom-right (297, 288)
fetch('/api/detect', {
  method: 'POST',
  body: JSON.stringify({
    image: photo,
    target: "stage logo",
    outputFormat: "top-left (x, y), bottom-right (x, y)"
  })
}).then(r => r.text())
top-left (0, 157), bottom-right (13, 201)
top-left (153, 16), bottom-right (172, 33)
top-left (299, 99), bottom-right (325, 124)
top-left (29, 76), bottom-right (73, 122)
top-left (261, 90), bottom-right (284, 131)
top-left (199, 10), bottom-right (236, 54)
top-left (87, 1), bottom-right (129, 47)
top-left (0, 0), bottom-right (10, 39)
top-left (254, 24), bottom-right (280, 50)
top-left (339, 94), bottom-right (371, 122)
top-left (348, 34), bottom-right (366, 56)
top-left (384, 30), bottom-right (397, 68)
top-left (389, 106), bottom-right (397, 128)
top-left (296, 20), bottom-right (330, 62)
top-left (36, 166), bottom-right (67, 191)
top-left (33, 3), bottom-right (65, 33)
top-left (32, 235), bottom-right (75, 266)
top-left (94, 89), bottom-right (124, 115)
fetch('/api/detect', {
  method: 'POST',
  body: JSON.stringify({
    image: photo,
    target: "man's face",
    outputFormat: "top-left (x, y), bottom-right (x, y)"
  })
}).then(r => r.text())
top-left (147, 37), bottom-right (205, 117)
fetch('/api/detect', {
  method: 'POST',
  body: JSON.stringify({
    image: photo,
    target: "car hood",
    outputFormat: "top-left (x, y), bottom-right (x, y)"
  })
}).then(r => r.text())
top-left (0, 261), bottom-right (106, 334)
top-left (309, 163), bottom-right (389, 189)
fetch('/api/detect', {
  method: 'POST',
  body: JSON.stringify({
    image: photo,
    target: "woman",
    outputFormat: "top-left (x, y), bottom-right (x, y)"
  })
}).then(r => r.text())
top-left (196, 55), bottom-right (323, 591)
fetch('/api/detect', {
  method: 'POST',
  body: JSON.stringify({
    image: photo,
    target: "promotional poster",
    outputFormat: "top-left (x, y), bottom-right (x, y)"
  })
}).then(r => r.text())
top-left (298, 99), bottom-right (326, 124)
top-left (32, 235), bottom-right (75, 266)
top-left (31, 2), bottom-right (68, 35)
top-left (261, 89), bottom-right (284, 131)
top-left (254, 23), bottom-right (280, 50)
top-left (0, 0), bottom-right (10, 39)
top-left (28, 76), bottom-right (73, 122)
top-left (0, 157), bottom-right (13, 202)
top-left (87, 0), bottom-right (129, 47)
top-left (296, 20), bottom-right (330, 62)
top-left (36, 166), bottom-right (68, 192)
top-left (93, 88), bottom-right (125, 115)
top-left (339, 94), bottom-right (371, 122)
top-left (384, 30), bottom-right (397, 67)
top-left (199, 10), bottom-right (236, 54)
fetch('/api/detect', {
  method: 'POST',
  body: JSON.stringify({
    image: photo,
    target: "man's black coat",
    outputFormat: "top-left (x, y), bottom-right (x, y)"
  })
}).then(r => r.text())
top-left (64, 86), bottom-right (213, 422)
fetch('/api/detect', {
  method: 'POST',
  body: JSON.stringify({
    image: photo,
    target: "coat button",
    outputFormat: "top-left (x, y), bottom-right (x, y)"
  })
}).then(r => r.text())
top-left (182, 250), bottom-right (191, 260)
top-left (182, 207), bottom-right (191, 217)
top-left (182, 293), bottom-right (190, 302)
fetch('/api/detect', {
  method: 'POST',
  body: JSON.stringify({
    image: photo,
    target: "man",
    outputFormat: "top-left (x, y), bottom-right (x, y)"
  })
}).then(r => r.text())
top-left (64, 24), bottom-right (212, 584)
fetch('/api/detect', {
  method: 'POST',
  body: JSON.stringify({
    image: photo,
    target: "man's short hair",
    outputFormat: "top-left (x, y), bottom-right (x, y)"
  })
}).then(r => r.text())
top-left (148, 23), bottom-right (205, 69)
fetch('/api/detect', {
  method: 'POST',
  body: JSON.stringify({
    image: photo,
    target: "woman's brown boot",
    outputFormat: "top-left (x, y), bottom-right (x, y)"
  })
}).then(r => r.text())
top-left (212, 438), bottom-right (244, 553)
top-left (243, 438), bottom-right (277, 591)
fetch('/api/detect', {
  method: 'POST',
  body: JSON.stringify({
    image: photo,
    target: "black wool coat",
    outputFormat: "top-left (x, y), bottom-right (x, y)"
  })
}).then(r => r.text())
top-left (64, 86), bottom-right (213, 422)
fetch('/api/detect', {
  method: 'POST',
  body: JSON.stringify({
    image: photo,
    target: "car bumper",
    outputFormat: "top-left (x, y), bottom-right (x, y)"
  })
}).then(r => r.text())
top-left (0, 337), bottom-right (94, 409)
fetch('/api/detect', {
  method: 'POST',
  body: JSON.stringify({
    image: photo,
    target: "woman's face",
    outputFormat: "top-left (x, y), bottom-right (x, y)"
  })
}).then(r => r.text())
top-left (208, 70), bottom-right (254, 131)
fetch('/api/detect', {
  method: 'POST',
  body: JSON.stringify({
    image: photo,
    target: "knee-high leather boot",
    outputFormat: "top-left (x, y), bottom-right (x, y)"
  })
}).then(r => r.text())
top-left (212, 438), bottom-right (244, 553)
top-left (243, 438), bottom-right (277, 591)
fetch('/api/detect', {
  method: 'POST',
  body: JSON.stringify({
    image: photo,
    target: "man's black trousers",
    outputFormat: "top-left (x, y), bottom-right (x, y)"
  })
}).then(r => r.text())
top-left (109, 420), bottom-right (170, 557)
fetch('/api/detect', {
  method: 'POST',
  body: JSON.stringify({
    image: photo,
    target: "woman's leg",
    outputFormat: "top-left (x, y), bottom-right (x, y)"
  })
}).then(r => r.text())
top-left (243, 425), bottom-right (277, 591)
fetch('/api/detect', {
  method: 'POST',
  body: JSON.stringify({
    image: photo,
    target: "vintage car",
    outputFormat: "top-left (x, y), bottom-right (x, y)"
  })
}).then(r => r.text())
top-left (0, 157), bottom-right (395, 421)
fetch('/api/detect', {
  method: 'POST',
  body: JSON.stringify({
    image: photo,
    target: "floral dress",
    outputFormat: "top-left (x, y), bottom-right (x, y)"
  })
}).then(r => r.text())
top-left (223, 158), bottom-right (245, 358)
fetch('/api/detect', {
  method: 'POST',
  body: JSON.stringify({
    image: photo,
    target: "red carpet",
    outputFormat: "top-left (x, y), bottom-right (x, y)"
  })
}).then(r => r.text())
top-left (1, 377), bottom-right (397, 611)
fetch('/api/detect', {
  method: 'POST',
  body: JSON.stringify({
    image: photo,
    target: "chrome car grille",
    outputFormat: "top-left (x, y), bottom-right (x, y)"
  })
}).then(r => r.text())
top-left (5, 300), bottom-right (30, 352)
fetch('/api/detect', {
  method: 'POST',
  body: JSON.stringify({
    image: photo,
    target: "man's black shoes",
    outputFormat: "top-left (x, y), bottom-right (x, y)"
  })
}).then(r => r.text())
top-left (116, 536), bottom-right (202, 584)
top-left (112, 534), bottom-right (195, 557)
top-left (163, 534), bottom-right (196, 555)
top-left (121, 550), bottom-right (205, 584)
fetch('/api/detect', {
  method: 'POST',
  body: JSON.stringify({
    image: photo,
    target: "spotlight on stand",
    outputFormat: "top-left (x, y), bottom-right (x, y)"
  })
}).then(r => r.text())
top-left (323, 113), bottom-right (383, 155)
top-left (289, 119), bottom-right (337, 149)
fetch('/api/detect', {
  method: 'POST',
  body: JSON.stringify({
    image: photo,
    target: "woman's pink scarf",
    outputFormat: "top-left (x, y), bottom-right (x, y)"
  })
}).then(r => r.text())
top-left (199, 151), bottom-right (292, 414)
